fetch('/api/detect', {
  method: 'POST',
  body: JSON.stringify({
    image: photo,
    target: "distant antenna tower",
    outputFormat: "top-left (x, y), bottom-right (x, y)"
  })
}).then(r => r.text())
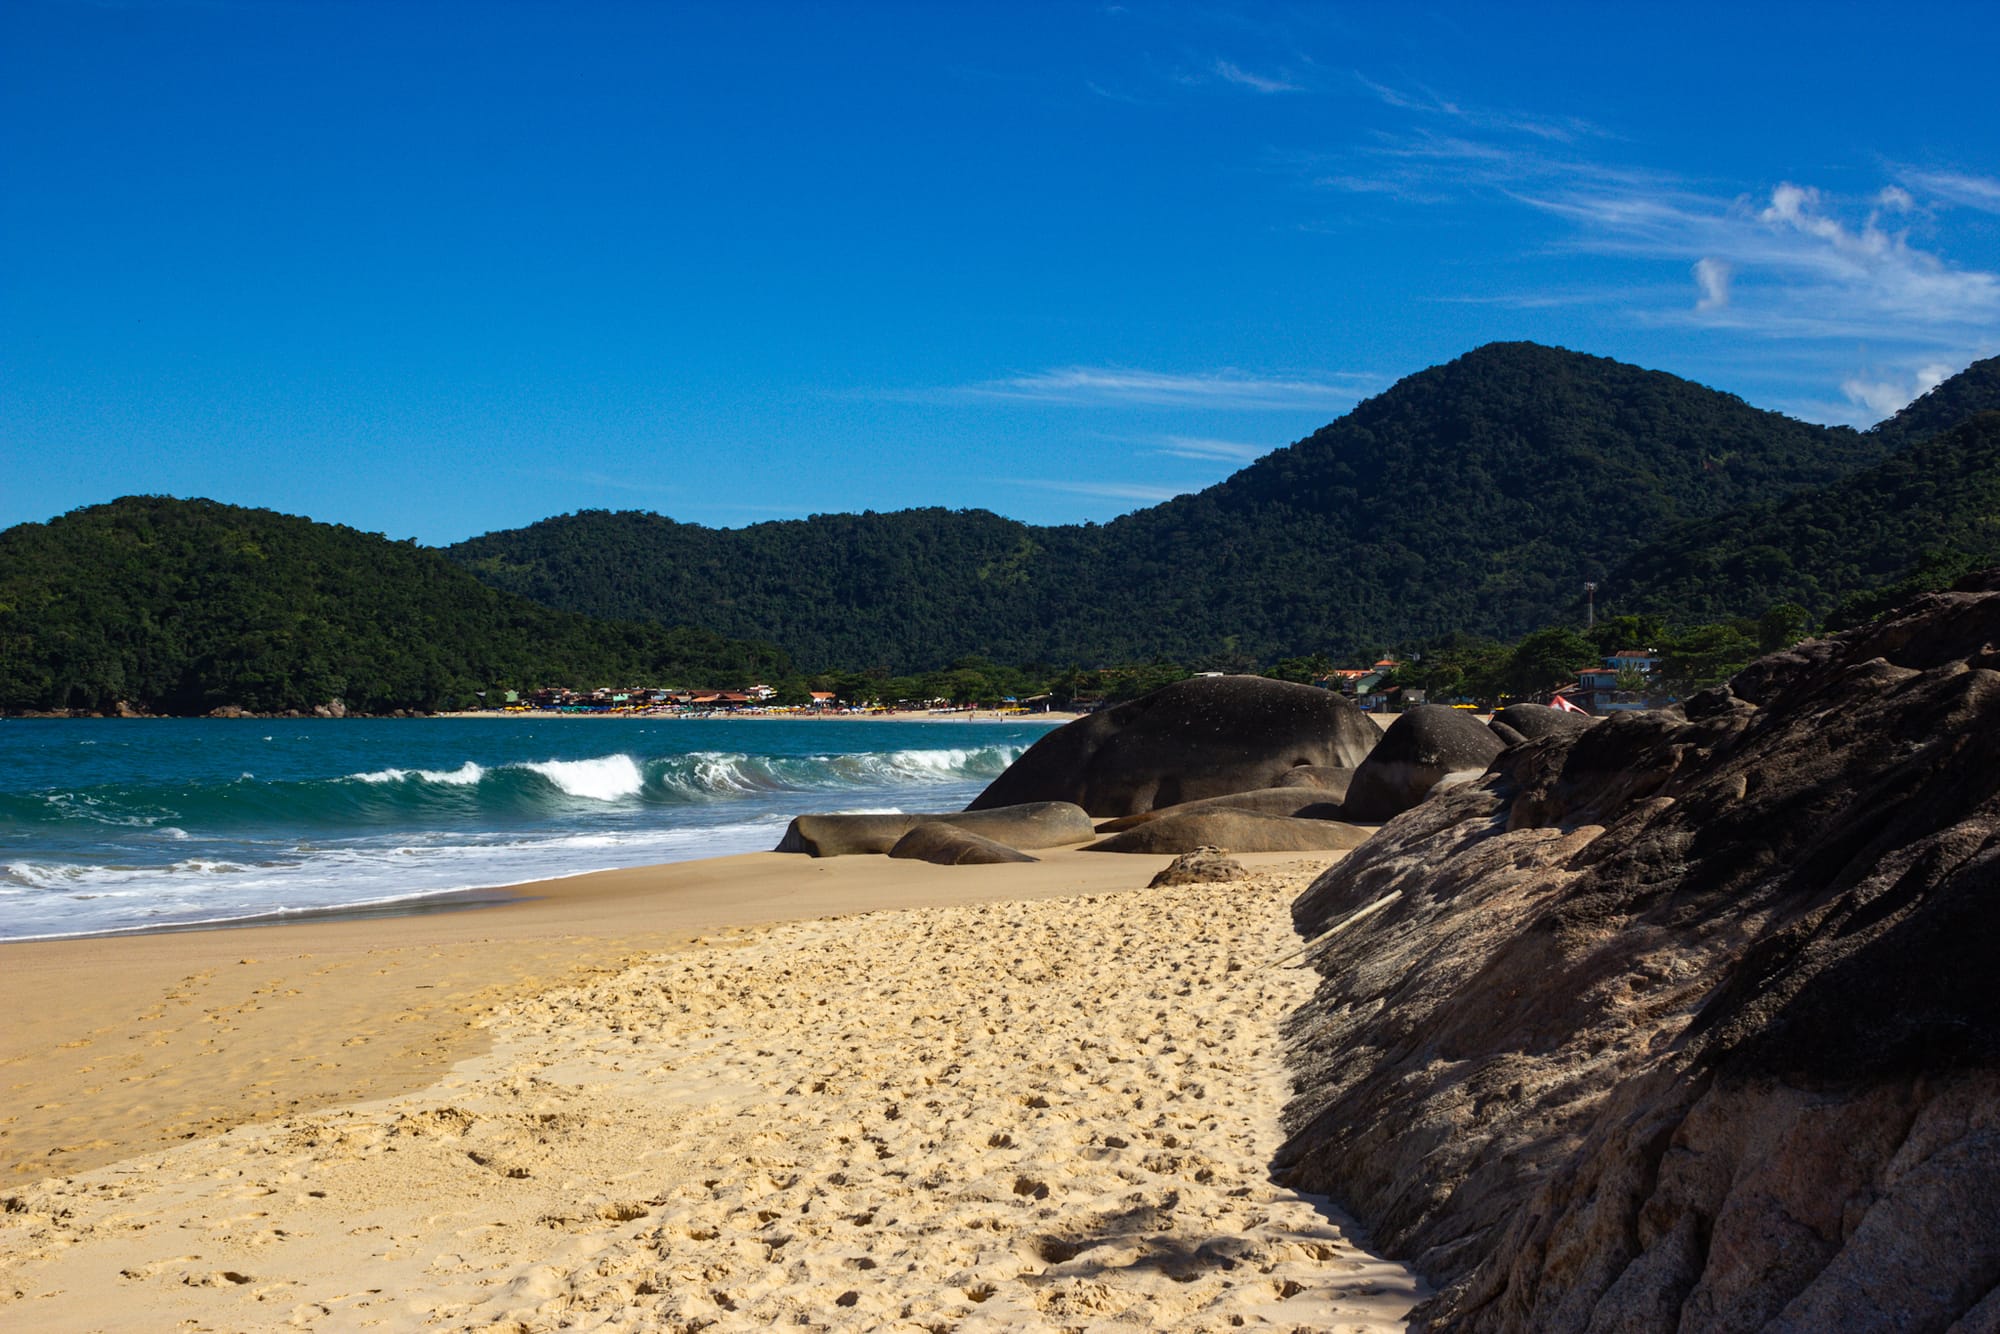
top-left (1584, 582), bottom-right (1598, 628)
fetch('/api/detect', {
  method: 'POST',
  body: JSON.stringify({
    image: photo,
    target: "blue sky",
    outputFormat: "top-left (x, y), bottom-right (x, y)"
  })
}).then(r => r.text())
top-left (5, 1), bottom-right (1997, 543)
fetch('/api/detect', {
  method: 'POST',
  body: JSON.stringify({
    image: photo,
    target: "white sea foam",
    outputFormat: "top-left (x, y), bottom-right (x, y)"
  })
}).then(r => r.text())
top-left (351, 761), bottom-right (486, 786)
top-left (425, 761), bottom-right (486, 785)
top-left (655, 746), bottom-right (1020, 798)
top-left (522, 754), bottom-right (646, 801)
top-left (0, 814), bottom-right (796, 941)
top-left (686, 752), bottom-right (762, 793)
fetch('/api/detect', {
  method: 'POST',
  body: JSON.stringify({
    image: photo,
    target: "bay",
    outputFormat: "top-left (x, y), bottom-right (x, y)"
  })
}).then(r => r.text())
top-left (0, 717), bottom-right (1056, 941)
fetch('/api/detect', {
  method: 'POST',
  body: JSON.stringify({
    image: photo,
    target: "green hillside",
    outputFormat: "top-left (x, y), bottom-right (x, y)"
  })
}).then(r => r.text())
top-left (1610, 410), bottom-right (2000, 623)
top-left (449, 342), bottom-right (1900, 669)
top-left (13, 344), bottom-right (1997, 713)
top-left (451, 506), bottom-right (1050, 674)
top-left (0, 497), bottom-right (787, 714)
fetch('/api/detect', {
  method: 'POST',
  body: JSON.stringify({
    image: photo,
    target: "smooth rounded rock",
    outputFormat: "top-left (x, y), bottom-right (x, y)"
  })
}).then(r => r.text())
top-left (1490, 702), bottom-right (1594, 746)
top-left (774, 802), bottom-right (1095, 857)
top-left (1342, 704), bottom-right (1506, 822)
top-left (888, 824), bottom-right (1038, 865)
top-left (1093, 786), bottom-right (1347, 834)
top-left (967, 675), bottom-right (1380, 818)
top-left (1086, 810), bottom-right (1374, 855)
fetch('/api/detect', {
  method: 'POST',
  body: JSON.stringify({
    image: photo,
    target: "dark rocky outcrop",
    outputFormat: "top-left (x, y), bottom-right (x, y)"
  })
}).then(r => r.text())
top-left (1092, 786), bottom-right (1348, 834)
top-left (1086, 809), bottom-right (1372, 855)
top-left (887, 824), bottom-right (1037, 865)
top-left (1148, 847), bottom-right (1247, 887)
top-left (1487, 701), bottom-right (1592, 746)
top-left (967, 675), bottom-right (1380, 817)
top-left (773, 802), bottom-right (1095, 857)
top-left (1274, 574), bottom-right (2000, 1332)
top-left (1340, 704), bottom-right (1507, 822)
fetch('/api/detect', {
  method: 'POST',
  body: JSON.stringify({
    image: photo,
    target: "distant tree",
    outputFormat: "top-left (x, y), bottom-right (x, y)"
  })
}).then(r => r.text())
top-left (1106, 660), bottom-right (1192, 702)
top-left (1757, 602), bottom-right (1812, 652)
top-left (1502, 628), bottom-right (1598, 699)
top-left (1824, 547), bottom-right (1988, 631)
top-left (1659, 622), bottom-right (1759, 693)
top-left (1268, 653), bottom-right (1333, 684)
top-left (1586, 613), bottom-right (1667, 656)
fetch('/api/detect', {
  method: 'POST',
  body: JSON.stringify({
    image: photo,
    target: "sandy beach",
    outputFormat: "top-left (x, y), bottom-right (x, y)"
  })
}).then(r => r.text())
top-left (0, 847), bottom-right (1421, 1331)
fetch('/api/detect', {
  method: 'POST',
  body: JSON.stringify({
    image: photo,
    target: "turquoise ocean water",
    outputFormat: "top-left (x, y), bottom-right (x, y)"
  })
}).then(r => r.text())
top-left (0, 718), bottom-right (1055, 941)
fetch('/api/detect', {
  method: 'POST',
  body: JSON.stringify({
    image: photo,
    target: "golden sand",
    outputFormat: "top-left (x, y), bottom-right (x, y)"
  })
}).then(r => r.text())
top-left (1, 849), bottom-right (1421, 1331)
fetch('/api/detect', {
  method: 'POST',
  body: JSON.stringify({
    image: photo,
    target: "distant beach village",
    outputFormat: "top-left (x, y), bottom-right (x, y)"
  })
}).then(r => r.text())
top-left (481, 645), bottom-right (1667, 718)
top-left (475, 683), bottom-right (1066, 719)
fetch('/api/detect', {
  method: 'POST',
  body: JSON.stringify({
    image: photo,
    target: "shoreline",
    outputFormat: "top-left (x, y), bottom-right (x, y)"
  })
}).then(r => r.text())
top-left (0, 848), bottom-right (1422, 1329)
top-left (1, 845), bottom-right (1322, 1187)
top-left (4, 709), bottom-right (1086, 723)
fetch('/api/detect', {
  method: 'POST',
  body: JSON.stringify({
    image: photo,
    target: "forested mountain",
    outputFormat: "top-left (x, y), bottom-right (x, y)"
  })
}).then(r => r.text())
top-left (13, 344), bottom-right (1996, 714)
top-left (450, 342), bottom-right (1904, 669)
top-left (1610, 409), bottom-right (2000, 623)
top-left (0, 497), bottom-right (787, 714)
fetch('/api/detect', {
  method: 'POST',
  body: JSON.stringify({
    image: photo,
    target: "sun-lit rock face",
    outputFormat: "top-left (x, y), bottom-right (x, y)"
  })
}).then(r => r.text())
top-left (1276, 573), bottom-right (2000, 1332)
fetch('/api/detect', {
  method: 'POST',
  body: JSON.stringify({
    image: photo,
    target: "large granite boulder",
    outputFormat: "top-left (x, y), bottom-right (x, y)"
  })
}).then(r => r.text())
top-left (1274, 576), bottom-right (2000, 1332)
top-left (1488, 701), bottom-right (1593, 746)
top-left (1340, 704), bottom-right (1506, 822)
top-left (967, 675), bottom-right (1380, 818)
top-left (1091, 786), bottom-right (1346, 834)
top-left (773, 802), bottom-right (1095, 857)
top-left (888, 824), bottom-right (1037, 865)
top-left (1086, 809), bottom-right (1373, 855)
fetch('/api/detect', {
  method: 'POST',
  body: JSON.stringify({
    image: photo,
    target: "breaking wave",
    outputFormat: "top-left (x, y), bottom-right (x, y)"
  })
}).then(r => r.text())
top-left (0, 746), bottom-right (1023, 834)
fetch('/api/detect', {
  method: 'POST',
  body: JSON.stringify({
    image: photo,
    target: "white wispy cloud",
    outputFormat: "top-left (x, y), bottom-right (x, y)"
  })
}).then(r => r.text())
top-left (1876, 185), bottom-right (1915, 213)
top-left (1316, 84), bottom-right (2000, 345)
top-left (959, 365), bottom-right (1372, 411)
top-left (1521, 180), bottom-right (2000, 337)
top-left (1304, 124), bottom-right (1660, 208)
top-left (1898, 169), bottom-right (2000, 214)
top-left (1007, 478), bottom-right (1188, 503)
top-left (1329, 132), bottom-right (2000, 342)
top-left (1085, 80), bottom-right (1150, 106)
top-left (1213, 59), bottom-right (1300, 94)
top-left (517, 467), bottom-right (678, 497)
top-left (1354, 74), bottom-right (1604, 144)
top-left (1841, 361), bottom-right (1958, 418)
top-left (1306, 84), bottom-right (1999, 423)
top-left (1153, 435), bottom-right (1269, 462)
top-left (1693, 257), bottom-right (1731, 311)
